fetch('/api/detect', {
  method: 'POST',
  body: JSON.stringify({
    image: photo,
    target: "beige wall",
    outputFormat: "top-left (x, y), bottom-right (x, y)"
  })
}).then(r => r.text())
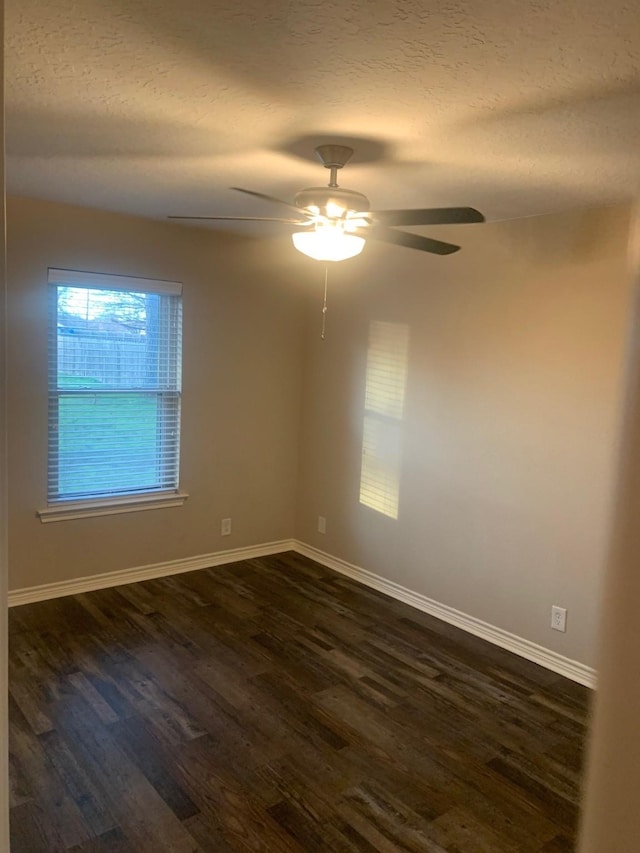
top-left (295, 205), bottom-right (631, 667)
top-left (579, 209), bottom-right (640, 850)
top-left (7, 197), bottom-right (304, 591)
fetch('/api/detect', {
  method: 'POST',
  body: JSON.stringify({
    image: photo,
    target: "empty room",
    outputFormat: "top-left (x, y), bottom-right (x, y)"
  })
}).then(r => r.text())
top-left (2, 0), bottom-right (640, 851)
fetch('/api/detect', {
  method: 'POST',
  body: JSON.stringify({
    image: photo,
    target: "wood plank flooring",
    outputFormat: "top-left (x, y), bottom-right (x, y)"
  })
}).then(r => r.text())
top-left (8, 552), bottom-right (591, 851)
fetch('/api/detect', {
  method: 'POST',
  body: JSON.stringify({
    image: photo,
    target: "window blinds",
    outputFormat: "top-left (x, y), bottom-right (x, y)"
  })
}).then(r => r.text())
top-left (47, 270), bottom-right (183, 503)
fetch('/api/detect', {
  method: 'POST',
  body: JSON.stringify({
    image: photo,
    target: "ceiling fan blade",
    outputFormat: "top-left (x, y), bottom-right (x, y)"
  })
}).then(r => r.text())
top-left (358, 226), bottom-right (460, 255)
top-left (168, 215), bottom-right (307, 223)
top-left (367, 207), bottom-right (485, 227)
top-left (231, 187), bottom-right (303, 214)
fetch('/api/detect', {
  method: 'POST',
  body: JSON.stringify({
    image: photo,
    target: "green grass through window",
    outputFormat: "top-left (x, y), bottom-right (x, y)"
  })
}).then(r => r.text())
top-left (57, 393), bottom-right (161, 498)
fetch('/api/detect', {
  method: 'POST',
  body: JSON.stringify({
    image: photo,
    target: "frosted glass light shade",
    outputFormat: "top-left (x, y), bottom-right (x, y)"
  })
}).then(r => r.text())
top-left (292, 227), bottom-right (365, 262)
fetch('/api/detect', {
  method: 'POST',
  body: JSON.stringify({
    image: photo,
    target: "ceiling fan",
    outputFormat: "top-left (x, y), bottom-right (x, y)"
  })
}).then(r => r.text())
top-left (169, 144), bottom-right (485, 261)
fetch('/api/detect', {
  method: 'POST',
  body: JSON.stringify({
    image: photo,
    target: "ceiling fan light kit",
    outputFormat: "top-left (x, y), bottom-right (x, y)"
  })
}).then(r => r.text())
top-left (292, 226), bottom-right (365, 261)
top-left (169, 143), bottom-right (485, 261)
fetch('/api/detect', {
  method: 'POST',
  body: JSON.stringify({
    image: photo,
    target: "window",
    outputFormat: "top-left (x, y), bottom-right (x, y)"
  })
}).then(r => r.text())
top-left (42, 269), bottom-right (184, 520)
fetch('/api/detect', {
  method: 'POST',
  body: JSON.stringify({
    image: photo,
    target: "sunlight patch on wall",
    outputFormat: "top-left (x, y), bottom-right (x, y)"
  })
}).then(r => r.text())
top-left (359, 321), bottom-right (410, 519)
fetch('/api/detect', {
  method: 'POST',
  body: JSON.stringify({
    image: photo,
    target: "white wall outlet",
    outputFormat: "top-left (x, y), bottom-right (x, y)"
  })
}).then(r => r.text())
top-left (551, 605), bottom-right (567, 632)
top-left (317, 516), bottom-right (326, 534)
top-left (221, 518), bottom-right (232, 536)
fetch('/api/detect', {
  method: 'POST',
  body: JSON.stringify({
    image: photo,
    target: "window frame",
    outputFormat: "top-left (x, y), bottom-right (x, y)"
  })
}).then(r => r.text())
top-left (38, 269), bottom-right (188, 522)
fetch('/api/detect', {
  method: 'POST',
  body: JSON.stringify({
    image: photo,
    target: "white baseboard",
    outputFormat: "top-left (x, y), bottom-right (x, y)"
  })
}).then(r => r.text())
top-left (8, 536), bottom-right (596, 688)
top-left (293, 541), bottom-right (597, 689)
top-left (8, 539), bottom-right (296, 607)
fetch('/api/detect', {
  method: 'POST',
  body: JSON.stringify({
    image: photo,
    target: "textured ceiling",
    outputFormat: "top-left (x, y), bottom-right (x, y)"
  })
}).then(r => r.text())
top-left (6, 0), bottom-right (640, 230)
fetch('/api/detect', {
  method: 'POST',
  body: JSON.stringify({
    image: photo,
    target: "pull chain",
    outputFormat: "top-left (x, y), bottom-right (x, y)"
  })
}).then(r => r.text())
top-left (321, 264), bottom-right (328, 340)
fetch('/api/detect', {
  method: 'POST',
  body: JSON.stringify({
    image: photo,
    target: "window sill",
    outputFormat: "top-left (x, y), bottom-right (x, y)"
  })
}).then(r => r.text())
top-left (37, 491), bottom-right (189, 523)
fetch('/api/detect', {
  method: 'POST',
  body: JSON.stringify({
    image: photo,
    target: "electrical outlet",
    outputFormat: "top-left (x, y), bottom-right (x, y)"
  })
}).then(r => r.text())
top-left (551, 605), bottom-right (567, 632)
top-left (221, 518), bottom-right (232, 536)
top-left (317, 516), bottom-right (326, 534)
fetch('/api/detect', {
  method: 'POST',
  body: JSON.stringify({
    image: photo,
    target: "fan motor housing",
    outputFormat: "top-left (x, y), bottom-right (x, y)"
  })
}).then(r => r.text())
top-left (295, 187), bottom-right (370, 215)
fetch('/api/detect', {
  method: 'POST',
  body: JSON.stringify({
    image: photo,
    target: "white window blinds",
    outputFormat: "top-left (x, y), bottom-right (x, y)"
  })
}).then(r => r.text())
top-left (47, 269), bottom-right (183, 503)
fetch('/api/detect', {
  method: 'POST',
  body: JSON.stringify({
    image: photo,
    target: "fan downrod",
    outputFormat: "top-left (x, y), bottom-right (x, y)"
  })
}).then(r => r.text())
top-left (315, 145), bottom-right (354, 188)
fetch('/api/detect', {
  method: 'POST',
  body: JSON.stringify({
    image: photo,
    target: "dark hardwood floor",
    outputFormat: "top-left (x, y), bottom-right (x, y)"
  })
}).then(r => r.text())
top-left (9, 552), bottom-right (590, 852)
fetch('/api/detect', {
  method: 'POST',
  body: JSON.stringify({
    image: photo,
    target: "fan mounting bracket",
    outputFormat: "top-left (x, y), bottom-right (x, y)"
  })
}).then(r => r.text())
top-left (314, 145), bottom-right (354, 169)
top-left (315, 145), bottom-right (354, 188)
